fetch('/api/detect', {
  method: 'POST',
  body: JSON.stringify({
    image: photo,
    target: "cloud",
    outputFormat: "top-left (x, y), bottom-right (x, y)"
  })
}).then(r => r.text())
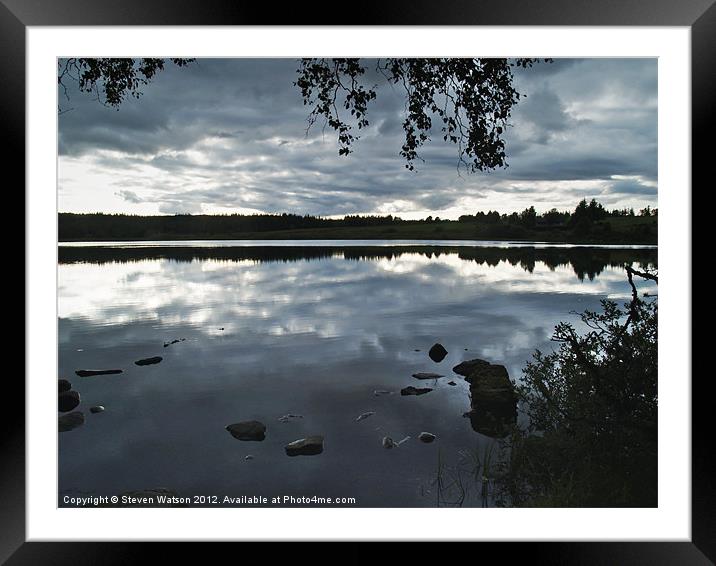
top-left (605, 177), bottom-right (658, 195)
top-left (58, 58), bottom-right (658, 217)
top-left (158, 200), bottom-right (203, 215)
top-left (517, 87), bottom-right (586, 143)
top-left (116, 189), bottom-right (143, 203)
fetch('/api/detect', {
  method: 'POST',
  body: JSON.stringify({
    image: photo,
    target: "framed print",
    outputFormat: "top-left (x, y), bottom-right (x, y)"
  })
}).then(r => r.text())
top-left (9, 0), bottom-right (710, 562)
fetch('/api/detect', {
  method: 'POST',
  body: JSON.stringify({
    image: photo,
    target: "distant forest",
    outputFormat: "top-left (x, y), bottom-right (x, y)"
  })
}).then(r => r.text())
top-left (59, 199), bottom-right (658, 244)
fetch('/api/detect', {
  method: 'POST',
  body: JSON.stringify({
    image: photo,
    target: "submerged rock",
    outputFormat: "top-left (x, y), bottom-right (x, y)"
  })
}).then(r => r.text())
top-left (418, 432), bottom-right (436, 443)
top-left (382, 436), bottom-right (397, 449)
top-left (285, 436), bottom-right (324, 456)
top-left (58, 379), bottom-right (71, 393)
top-left (373, 389), bottom-right (393, 396)
top-left (163, 339), bottom-right (185, 348)
top-left (428, 343), bottom-right (448, 362)
top-left (278, 414), bottom-right (303, 423)
top-left (59, 411), bottom-right (85, 432)
top-left (452, 358), bottom-right (490, 377)
top-left (135, 356), bottom-right (163, 366)
top-left (225, 420), bottom-right (267, 441)
top-left (382, 436), bottom-right (410, 449)
top-left (58, 390), bottom-right (80, 412)
top-left (355, 411), bottom-right (375, 422)
top-left (75, 369), bottom-right (122, 377)
top-left (411, 372), bottom-right (444, 380)
top-left (90, 405), bottom-right (105, 414)
top-left (400, 386), bottom-right (432, 396)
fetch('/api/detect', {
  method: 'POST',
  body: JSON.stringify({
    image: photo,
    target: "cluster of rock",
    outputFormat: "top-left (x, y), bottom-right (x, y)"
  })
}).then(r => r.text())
top-left (61, 341), bottom-right (182, 433)
top-left (376, 343), bottom-right (454, 447)
top-left (225, 419), bottom-right (324, 457)
top-left (61, 339), bottom-right (515, 477)
top-left (58, 377), bottom-right (106, 432)
top-left (403, 343), bottom-right (518, 440)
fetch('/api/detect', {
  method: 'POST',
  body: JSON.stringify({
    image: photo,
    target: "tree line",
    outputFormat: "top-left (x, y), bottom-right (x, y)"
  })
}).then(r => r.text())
top-left (458, 199), bottom-right (657, 227)
top-left (59, 199), bottom-right (657, 241)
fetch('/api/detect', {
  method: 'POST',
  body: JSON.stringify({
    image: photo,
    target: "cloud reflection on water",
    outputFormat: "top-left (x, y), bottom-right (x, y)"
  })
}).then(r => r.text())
top-left (58, 246), bottom-right (656, 507)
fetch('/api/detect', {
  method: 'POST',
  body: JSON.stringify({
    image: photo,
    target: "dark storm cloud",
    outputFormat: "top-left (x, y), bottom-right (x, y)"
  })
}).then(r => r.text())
top-left (58, 58), bottom-right (658, 216)
top-left (495, 155), bottom-right (654, 182)
top-left (606, 178), bottom-right (658, 195)
top-left (517, 87), bottom-right (585, 143)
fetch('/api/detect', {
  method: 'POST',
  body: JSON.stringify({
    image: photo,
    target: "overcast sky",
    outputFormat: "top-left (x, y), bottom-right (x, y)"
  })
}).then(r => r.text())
top-left (58, 58), bottom-right (657, 219)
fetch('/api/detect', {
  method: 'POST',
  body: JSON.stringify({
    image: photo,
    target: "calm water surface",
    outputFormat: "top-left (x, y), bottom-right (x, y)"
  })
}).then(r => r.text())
top-left (58, 241), bottom-right (657, 507)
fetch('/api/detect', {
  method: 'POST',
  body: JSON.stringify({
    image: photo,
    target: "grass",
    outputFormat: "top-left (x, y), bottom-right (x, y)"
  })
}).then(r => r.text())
top-left (431, 441), bottom-right (501, 507)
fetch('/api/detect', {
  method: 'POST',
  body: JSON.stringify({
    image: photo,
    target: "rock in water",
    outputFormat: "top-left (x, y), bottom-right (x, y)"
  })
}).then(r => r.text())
top-left (75, 369), bottom-right (123, 377)
top-left (447, 381), bottom-right (457, 386)
top-left (58, 379), bottom-right (71, 393)
top-left (464, 360), bottom-right (518, 438)
top-left (428, 343), bottom-right (448, 362)
top-left (382, 436), bottom-right (409, 448)
top-left (452, 358), bottom-right (490, 377)
top-left (355, 411), bottom-right (375, 422)
top-left (135, 356), bottom-right (163, 366)
top-left (285, 436), bottom-right (324, 456)
top-left (59, 411), bottom-right (85, 432)
top-left (466, 364), bottom-right (512, 390)
top-left (90, 405), bottom-right (105, 414)
top-left (411, 372), bottom-right (444, 380)
top-left (373, 390), bottom-right (393, 396)
top-left (382, 436), bottom-right (397, 449)
top-left (225, 421), bottom-right (267, 441)
top-left (58, 390), bottom-right (80, 412)
top-left (278, 414), bottom-right (303, 423)
top-left (400, 386), bottom-right (433, 396)
top-left (418, 432), bottom-right (436, 443)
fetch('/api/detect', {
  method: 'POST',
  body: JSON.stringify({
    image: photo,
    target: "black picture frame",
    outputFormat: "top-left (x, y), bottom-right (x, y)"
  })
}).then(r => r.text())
top-left (9, 0), bottom-right (708, 563)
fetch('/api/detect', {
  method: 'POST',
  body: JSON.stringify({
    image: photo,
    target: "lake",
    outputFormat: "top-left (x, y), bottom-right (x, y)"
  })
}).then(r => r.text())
top-left (58, 241), bottom-right (657, 507)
